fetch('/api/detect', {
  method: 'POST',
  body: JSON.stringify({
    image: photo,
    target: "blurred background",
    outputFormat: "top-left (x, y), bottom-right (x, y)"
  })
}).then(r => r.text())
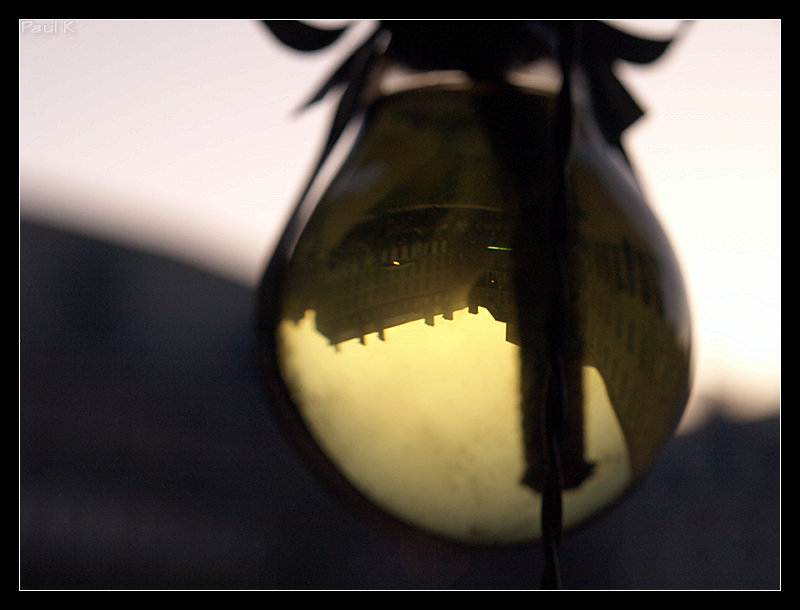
top-left (19, 19), bottom-right (780, 589)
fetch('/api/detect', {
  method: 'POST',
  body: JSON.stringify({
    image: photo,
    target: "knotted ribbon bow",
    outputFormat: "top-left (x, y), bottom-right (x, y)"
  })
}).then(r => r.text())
top-left (263, 19), bottom-right (681, 189)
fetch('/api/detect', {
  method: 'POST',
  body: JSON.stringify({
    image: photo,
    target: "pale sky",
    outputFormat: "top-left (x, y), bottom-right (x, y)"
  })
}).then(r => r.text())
top-left (19, 19), bottom-right (780, 430)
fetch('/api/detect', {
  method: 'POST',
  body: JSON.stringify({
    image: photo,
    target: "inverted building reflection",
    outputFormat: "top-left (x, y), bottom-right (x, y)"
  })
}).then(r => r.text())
top-left (282, 205), bottom-right (518, 347)
top-left (281, 196), bottom-right (688, 490)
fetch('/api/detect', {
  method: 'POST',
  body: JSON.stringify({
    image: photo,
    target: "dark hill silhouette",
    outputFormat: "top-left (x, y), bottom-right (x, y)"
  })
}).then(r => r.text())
top-left (19, 218), bottom-right (779, 589)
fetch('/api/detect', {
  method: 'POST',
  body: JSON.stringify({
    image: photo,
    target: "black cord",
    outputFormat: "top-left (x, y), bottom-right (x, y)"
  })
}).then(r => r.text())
top-left (539, 21), bottom-right (578, 590)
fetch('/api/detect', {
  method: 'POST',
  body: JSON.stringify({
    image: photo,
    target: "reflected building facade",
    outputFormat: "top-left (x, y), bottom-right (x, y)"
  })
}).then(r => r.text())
top-left (283, 206), bottom-right (518, 348)
top-left (281, 201), bottom-right (689, 487)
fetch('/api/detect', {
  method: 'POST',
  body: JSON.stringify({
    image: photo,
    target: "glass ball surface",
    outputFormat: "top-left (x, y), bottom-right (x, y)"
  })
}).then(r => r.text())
top-left (260, 83), bottom-right (692, 545)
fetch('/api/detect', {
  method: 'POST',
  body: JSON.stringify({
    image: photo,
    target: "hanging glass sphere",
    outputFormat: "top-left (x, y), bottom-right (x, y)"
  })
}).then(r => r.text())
top-left (257, 21), bottom-right (692, 546)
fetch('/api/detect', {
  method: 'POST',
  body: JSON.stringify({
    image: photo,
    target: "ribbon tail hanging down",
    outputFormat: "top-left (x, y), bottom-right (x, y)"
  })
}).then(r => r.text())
top-left (577, 20), bottom-right (683, 151)
top-left (262, 21), bottom-right (385, 214)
